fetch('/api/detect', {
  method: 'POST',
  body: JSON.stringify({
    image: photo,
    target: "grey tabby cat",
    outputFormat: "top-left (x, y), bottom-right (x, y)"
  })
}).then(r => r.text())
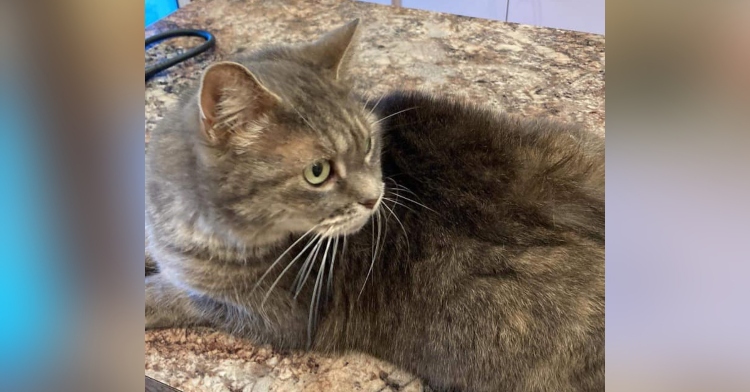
top-left (146, 19), bottom-right (604, 392)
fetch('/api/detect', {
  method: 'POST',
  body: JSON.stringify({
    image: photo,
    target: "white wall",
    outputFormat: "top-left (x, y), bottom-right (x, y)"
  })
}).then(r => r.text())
top-left (403, 0), bottom-right (509, 21)
top-left (507, 0), bottom-right (604, 34)
top-left (359, 0), bottom-right (605, 35)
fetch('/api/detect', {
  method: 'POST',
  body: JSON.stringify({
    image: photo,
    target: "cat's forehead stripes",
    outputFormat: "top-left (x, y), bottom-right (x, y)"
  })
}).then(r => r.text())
top-left (311, 109), bottom-right (367, 155)
top-left (353, 116), bottom-right (370, 137)
top-left (339, 108), bottom-right (354, 126)
top-left (340, 109), bottom-right (369, 135)
top-left (325, 130), bottom-right (351, 154)
top-left (333, 161), bottom-right (347, 178)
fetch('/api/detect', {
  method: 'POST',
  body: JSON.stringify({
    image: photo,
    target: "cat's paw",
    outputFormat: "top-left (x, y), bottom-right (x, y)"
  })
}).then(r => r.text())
top-left (145, 311), bottom-right (160, 330)
top-left (145, 293), bottom-right (162, 329)
top-left (145, 275), bottom-right (170, 329)
top-left (145, 274), bottom-right (203, 330)
top-left (145, 290), bottom-right (176, 329)
top-left (145, 310), bottom-right (172, 330)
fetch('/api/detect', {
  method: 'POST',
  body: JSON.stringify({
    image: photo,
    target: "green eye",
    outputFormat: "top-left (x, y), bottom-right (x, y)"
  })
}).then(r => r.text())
top-left (365, 137), bottom-right (372, 153)
top-left (304, 160), bottom-right (331, 185)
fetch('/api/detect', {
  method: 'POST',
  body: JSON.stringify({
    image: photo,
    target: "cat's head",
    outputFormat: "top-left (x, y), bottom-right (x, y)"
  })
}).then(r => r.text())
top-left (193, 20), bottom-right (383, 241)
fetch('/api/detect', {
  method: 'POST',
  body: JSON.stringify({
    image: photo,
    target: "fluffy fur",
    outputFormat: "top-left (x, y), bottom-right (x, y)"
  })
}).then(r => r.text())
top-left (145, 20), bottom-right (604, 392)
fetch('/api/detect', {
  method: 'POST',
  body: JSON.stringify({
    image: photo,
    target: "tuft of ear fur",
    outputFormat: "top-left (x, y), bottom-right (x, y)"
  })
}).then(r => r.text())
top-left (198, 61), bottom-right (281, 145)
top-left (299, 19), bottom-right (360, 79)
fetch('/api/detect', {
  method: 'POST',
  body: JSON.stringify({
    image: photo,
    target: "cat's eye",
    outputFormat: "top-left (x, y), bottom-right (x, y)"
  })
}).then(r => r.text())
top-left (365, 137), bottom-right (372, 154)
top-left (304, 160), bottom-right (332, 185)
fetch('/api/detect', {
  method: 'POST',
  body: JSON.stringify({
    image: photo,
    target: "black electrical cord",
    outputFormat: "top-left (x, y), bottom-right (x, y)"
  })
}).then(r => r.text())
top-left (145, 29), bottom-right (216, 82)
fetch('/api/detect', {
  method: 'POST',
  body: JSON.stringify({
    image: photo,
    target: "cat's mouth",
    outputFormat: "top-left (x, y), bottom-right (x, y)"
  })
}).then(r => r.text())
top-left (316, 192), bottom-right (383, 237)
top-left (316, 210), bottom-right (376, 237)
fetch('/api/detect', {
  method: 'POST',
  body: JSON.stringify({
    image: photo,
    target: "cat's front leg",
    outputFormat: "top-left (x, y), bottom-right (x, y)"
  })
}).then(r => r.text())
top-left (145, 273), bottom-right (213, 329)
top-left (145, 273), bottom-right (310, 349)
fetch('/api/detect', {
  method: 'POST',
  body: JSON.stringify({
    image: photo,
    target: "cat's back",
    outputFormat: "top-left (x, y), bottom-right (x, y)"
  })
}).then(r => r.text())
top-left (374, 90), bottom-right (604, 245)
top-left (354, 91), bottom-right (604, 391)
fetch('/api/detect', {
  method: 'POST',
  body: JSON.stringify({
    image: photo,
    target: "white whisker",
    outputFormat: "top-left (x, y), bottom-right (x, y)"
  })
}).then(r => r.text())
top-left (308, 236), bottom-right (332, 347)
top-left (376, 207), bottom-right (384, 262)
top-left (292, 236), bottom-right (322, 298)
top-left (394, 192), bottom-right (437, 213)
top-left (387, 180), bottom-right (420, 198)
top-left (368, 94), bottom-right (385, 118)
top-left (382, 197), bottom-right (417, 214)
top-left (372, 107), bottom-right (418, 125)
top-left (362, 93), bottom-right (373, 113)
top-left (260, 232), bottom-right (321, 306)
top-left (252, 225), bottom-right (319, 294)
top-left (294, 231), bottom-right (328, 298)
top-left (358, 208), bottom-right (382, 300)
top-left (327, 236), bottom-right (339, 297)
top-left (376, 208), bottom-right (387, 263)
top-left (384, 181), bottom-right (436, 214)
top-left (370, 214), bottom-right (375, 261)
top-left (381, 201), bottom-right (409, 255)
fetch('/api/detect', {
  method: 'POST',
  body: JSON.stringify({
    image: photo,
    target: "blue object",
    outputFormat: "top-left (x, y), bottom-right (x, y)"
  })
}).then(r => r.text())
top-left (145, 0), bottom-right (179, 27)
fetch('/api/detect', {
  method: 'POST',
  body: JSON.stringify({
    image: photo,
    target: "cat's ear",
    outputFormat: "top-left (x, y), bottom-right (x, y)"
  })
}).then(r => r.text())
top-left (300, 19), bottom-right (360, 79)
top-left (198, 61), bottom-right (281, 144)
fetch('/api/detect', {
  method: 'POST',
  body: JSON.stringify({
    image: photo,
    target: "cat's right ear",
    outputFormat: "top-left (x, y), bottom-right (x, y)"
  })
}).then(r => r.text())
top-left (299, 19), bottom-right (360, 80)
top-left (198, 61), bottom-right (281, 144)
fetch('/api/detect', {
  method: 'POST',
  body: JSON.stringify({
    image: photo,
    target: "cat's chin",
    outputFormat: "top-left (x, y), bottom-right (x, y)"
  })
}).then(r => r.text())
top-left (316, 214), bottom-right (372, 237)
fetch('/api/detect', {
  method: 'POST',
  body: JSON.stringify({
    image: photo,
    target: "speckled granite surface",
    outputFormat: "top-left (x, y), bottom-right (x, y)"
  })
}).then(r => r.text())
top-left (145, 0), bottom-right (605, 390)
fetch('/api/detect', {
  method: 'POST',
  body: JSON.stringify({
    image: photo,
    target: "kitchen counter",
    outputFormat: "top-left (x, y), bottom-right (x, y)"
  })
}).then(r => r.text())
top-left (145, 0), bottom-right (605, 390)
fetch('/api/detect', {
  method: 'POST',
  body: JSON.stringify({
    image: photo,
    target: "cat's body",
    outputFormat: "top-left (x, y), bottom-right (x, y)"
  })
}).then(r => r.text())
top-left (146, 20), bottom-right (604, 392)
top-left (319, 91), bottom-right (604, 392)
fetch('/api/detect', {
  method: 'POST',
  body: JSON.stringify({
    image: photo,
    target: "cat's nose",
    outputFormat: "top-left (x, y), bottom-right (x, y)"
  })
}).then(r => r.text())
top-left (358, 198), bottom-right (378, 210)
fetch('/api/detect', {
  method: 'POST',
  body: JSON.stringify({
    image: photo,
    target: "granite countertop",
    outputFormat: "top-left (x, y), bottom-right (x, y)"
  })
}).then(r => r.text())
top-left (145, 0), bottom-right (605, 390)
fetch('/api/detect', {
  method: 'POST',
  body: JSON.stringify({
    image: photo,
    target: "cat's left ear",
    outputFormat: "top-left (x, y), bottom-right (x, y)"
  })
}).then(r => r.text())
top-left (300, 19), bottom-right (360, 79)
top-left (198, 61), bottom-right (281, 145)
